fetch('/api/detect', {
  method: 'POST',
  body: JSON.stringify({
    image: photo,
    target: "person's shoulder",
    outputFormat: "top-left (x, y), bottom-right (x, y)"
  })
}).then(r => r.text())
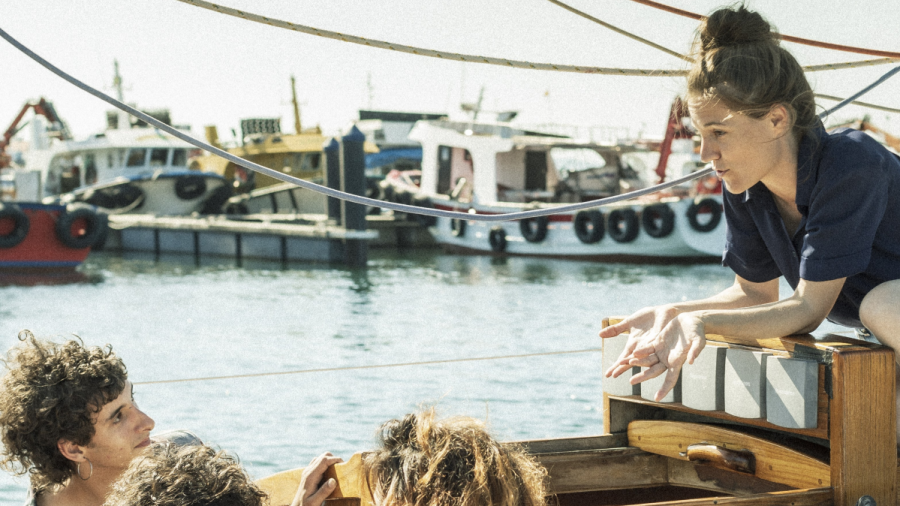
top-left (822, 128), bottom-right (896, 170)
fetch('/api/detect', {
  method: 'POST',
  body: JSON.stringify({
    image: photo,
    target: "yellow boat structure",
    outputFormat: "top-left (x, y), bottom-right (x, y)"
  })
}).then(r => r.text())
top-left (189, 77), bottom-right (377, 193)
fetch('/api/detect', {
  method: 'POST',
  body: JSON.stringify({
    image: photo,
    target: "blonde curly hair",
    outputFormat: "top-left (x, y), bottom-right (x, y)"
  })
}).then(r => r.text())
top-left (0, 332), bottom-right (127, 488)
top-left (105, 444), bottom-right (268, 506)
top-left (364, 409), bottom-right (548, 506)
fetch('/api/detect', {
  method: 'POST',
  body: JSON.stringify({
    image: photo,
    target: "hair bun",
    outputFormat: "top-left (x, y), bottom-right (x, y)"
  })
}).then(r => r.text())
top-left (700, 6), bottom-right (775, 52)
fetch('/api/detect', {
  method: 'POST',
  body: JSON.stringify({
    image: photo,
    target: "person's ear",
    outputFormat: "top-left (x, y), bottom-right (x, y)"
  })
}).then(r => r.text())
top-left (58, 439), bottom-right (86, 463)
top-left (767, 104), bottom-right (792, 138)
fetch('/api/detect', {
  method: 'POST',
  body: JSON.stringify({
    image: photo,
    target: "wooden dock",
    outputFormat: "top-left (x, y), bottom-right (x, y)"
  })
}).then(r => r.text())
top-left (100, 212), bottom-right (434, 266)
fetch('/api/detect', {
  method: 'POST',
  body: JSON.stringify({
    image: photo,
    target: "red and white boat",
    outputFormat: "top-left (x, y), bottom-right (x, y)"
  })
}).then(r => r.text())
top-left (0, 202), bottom-right (104, 269)
top-left (401, 101), bottom-right (724, 262)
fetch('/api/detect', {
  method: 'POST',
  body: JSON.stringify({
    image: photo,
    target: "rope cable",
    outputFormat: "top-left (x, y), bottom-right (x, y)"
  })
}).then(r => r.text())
top-left (2, 27), bottom-right (896, 221)
top-left (0, 29), bottom-right (895, 222)
top-left (817, 66), bottom-right (900, 120)
top-left (173, 0), bottom-right (897, 75)
top-left (627, 0), bottom-right (900, 59)
top-left (815, 94), bottom-right (900, 115)
top-left (133, 348), bottom-right (601, 385)
top-left (173, 0), bottom-right (684, 77)
top-left (545, 0), bottom-right (691, 62)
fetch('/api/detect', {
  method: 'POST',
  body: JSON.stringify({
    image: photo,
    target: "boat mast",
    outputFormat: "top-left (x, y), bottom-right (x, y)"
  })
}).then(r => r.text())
top-left (113, 60), bottom-right (130, 130)
top-left (291, 75), bottom-right (302, 134)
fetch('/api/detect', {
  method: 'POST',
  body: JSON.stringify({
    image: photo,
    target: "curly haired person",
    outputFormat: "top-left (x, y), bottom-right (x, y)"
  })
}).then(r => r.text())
top-left (104, 444), bottom-right (340, 506)
top-left (363, 409), bottom-right (548, 506)
top-left (0, 332), bottom-right (154, 506)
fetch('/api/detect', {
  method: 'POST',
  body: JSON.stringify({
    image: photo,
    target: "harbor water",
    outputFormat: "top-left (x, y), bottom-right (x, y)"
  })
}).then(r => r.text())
top-left (0, 249), bottom-right (843, 503)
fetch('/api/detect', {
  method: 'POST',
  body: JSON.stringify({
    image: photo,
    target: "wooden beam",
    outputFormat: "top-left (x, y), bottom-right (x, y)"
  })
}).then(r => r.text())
top-left (829, 348), bottom-right (897, 506)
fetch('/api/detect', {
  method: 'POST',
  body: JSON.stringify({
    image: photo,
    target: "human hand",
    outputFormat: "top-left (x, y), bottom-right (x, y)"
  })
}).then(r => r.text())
top-left (600, 305), bottom-right (679, 379)
top-left (290, 452), bottom-right (344, 506)
top-left (629, 312), bottom-right (707, 401)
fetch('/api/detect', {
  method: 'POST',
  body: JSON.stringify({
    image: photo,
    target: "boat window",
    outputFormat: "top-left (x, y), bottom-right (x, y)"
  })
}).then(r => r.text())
top-left (150, 148), bottom-right (168, 167)
top-left (85, 154), bottom-right (98, 184)
top-left (549, 147), bottom-right (607, 175)
top-left (171, 149), bottom-right (187, 167)
top-left (126, 149), bottom-right (147, 167)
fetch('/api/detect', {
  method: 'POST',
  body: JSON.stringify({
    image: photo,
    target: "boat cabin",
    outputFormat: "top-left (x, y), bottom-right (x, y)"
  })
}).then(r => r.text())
top-left (38, 129), bottom-right (194, 196)
top-left (409, 120), bottom-right (644, 206)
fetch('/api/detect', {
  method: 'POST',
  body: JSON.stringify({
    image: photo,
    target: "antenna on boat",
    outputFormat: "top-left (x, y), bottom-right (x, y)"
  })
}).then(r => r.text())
top-left (290, 75), bottom-right (302, 134)
top-left (460, 85), bottom-right (485, 121)
top-left (366, 72), bottom-right (375, 110)
top-left (112, 60), bottom-right (130, 131)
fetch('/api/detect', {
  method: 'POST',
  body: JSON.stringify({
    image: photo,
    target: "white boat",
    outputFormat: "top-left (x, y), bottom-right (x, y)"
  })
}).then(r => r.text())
top-left (404, 119), bottom-right (725, 262)
top-left (20, 62), bottom-right (229, 216)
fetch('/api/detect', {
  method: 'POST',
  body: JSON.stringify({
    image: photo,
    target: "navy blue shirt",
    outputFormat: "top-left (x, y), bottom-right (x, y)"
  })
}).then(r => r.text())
top-left (723, 125), bottom-right (900, 328)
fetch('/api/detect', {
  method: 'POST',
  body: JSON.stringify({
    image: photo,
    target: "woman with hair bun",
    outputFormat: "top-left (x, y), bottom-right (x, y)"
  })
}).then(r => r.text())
top-left (602, 5), bottom-right (900, 424)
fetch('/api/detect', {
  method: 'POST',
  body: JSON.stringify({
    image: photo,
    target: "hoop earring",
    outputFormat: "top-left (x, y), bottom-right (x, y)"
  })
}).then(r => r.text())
top-left (76, 458), bottom-right (93, 481)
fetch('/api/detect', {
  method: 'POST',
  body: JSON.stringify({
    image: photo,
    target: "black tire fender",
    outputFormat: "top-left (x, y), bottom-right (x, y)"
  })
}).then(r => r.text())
top-left (55, 204), bottom-right (105, 249)
top-left (519, 216), bottom-right (549, 243)
top-left (608, 208), bottom-right (639, 243)
top-left (451, 217), bottom-right (467, 237)
top-left (488, 226), bottom-right (507, 252)
top-left (573, 210), bottom-right (604, 244)
top-left (686, 198), bottom-right (723, 233)
top-left (641, 203), bottom-right (676, 238)
top-left (175, 175), bottom-right (208, 200)
top-left (0, 203), bottom-right (29, 248)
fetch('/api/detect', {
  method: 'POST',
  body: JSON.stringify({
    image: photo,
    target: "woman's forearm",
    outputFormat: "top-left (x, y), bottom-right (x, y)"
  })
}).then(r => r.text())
top-left (693, 278), bottom-right (845, 339)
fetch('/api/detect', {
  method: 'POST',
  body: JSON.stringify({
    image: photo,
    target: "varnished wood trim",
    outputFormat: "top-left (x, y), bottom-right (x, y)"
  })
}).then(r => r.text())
top-left (628, 420), bottom-right (830, 490)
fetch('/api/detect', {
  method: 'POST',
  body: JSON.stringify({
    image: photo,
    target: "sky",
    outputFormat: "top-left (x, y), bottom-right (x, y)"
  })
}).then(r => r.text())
top-left (1, 0), bottom-right (898, 146)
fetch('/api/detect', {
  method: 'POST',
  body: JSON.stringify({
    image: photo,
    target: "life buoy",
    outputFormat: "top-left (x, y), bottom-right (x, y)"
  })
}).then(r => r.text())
top-left (641, 203), bottom-right (675, 238)
top-left (0, 203), bottom-right (29, 248)
top-left (450, 217), bottom-right (466, 237)
top-left (686, 198), bottom-right (723, 233)
top-left (608, 208), bottom-right (639, 243)
top-left (519, 216), bottom-right (549, 243)
top-left (175, 175), bottom-right (208, 200)
top-left (488, 226), bottom-right (507, 252)
top-left (573, 210), bottom-right (604, 244)
top-left (410, 195), bottom-right (437, 227)
top-left (55, 204), bottom-right (105, 249)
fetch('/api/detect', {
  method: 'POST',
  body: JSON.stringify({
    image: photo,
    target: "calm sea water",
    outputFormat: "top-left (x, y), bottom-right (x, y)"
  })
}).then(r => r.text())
top-left (0, 249), bottom-right (844, 503)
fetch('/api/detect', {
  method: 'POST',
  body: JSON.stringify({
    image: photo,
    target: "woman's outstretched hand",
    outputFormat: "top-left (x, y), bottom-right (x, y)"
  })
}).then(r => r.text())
top-left (599, 305), bottom-right (679, 379)
top-left (291, 452), bottom-right (344, 506)
top-left (600, 309), bottom-right (707, 402)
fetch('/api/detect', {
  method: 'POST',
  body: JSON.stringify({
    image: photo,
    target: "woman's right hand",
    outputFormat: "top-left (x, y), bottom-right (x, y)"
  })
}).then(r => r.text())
top-left (291, 452), bottom-right (343, 506)
top-left (599, 305), bottom-right (679, 379)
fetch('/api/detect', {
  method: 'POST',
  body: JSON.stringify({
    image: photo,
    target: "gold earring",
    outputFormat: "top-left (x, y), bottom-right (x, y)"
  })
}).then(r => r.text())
top-left (76, 458), bottom-right (93, 481)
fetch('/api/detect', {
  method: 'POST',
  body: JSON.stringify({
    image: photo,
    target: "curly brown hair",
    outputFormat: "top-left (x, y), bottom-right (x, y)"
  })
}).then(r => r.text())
top-left (364, 409), bottom-right (548, 506)
top-left (0, 332), bottom-right (127, 487)
top-left (104, 444), bottom-right (268, 506)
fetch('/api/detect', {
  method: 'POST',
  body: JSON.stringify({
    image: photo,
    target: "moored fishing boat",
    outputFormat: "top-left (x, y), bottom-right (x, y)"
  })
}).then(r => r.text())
top-left (401, 118), bottom-right (723, 262)
top-left (17, 62), bottom-right (229, 216)
top-left (0, 201), bottom-right (105, 269)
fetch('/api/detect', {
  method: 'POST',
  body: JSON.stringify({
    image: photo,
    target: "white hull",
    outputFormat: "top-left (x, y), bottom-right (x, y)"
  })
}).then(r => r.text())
top-left (60, 173), bottom-right (228, 215)
top-left (428, 196), bottom-right (725, 261)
